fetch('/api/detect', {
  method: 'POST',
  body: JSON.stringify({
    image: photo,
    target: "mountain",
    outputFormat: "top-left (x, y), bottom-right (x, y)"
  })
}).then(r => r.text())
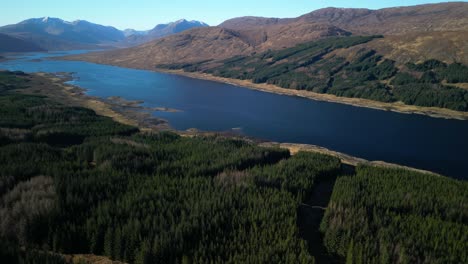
top-left (296, 2), bottom-right (468, 35)
top-left (123, 29), bottom-right (148, 37)
top-left (82, 27), bottom-right (255, 68)
top-left (0, 17), bottom-right (125, 50)
top-left (67, 3), bottom-right (468, 68)
top-left (67, 21), bottom-right (351, 67)
top-left (0, 33), bottom-right (45, 52)
top-left (217, 3), bottom-right (468, 64)
top-left (0, 17), bottom-right (209, 50)
top-left (219, 16), bottom-right (291, 30)
top-left (124, 19), bottom-right (209, 45)
top-left (148, 19), bottom-right (208, 38)
top-left (221, 2), bottom-right (468, 35)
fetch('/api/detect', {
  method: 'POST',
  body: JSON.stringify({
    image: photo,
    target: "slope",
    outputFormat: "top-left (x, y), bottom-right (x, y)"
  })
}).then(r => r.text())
top-left (158, 35), bottom-right (468, 112)
top-left (0, 33), bottom-right (45, 52)
top-left (64, 21), bottom-right (351, 66)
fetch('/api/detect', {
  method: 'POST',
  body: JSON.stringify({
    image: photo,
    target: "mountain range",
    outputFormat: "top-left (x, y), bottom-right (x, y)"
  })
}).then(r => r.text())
top-left (123, 19), bottom-right (209, 45)
top-left (66, 2), bottom-right (468, 69)
top-left (0, 17), bottom-right (208, 51)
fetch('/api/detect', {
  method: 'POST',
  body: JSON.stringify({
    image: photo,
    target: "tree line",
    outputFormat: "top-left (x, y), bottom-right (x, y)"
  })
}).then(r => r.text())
top-left (157, 36), bottom-right (468, 112)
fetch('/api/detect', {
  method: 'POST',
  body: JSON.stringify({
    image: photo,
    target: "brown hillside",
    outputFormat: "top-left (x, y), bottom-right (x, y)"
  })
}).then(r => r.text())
top-left (221, 3), bottom-right (468, 35)
top-left (325, 31), bottom-right (468, 65)
top-left (298, 2), bottom-right (468, 35)
top-left (257, 22), bottom-right (350, 50)
top-left (68, 27), bottom-right (253, 68)
top-left (366, 31), bottom-right (468, 64)
top-left (64, 22), bottom-right (350, 67)
top-left (219, 16), bottom-right (290, 30)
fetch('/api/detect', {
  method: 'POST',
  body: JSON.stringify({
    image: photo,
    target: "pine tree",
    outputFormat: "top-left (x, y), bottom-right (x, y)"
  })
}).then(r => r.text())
top-left (103, 228), bottom-right (113, 258)
top-left (113, 228), bottom-right (122, 260)
top-left (346, 240), bottom-right (354, 264)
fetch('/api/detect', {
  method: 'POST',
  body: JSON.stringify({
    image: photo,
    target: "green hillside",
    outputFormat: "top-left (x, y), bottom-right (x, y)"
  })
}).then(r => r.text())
top-left (159, 36), bottom-right (468, 112)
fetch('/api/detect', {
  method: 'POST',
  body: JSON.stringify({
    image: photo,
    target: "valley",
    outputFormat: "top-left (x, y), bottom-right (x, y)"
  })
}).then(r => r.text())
top-left (3, 50), bottom-right (468, 179)
top-left (1, 2), bottom-right (467, 264)
top-left (0, 70), bottom-right (466, 264)
top-left (63, 3), bottom-right (468, 119)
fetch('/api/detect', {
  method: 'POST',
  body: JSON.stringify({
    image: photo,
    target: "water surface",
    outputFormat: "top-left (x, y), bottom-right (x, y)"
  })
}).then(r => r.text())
top-left (1, 51), bottom-right (467, 179)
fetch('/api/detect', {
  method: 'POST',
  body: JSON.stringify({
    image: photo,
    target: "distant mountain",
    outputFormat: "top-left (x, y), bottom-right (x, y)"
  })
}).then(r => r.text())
top-left (0, 17), bottom-right (125, 50)
top-left (124, 19), bottom-right (209, 45)
top-left (123, 29), bottom-right (148, 37)
top-left (0, 17), bottom-right (209, 51)
top-left (0, 33), bottom-right (45, 52)
top-left (148, 19), bottom-right (208, 38)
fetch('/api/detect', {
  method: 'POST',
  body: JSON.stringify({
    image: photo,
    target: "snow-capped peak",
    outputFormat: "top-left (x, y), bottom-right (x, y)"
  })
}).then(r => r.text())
top-left (39, 17), bottom-right (67, 24)
top-left (174, 19), bottom-right (187, 24)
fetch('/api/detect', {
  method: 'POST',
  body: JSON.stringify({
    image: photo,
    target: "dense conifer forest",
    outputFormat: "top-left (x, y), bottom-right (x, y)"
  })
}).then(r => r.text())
top-left (0, 71), bottom-right (466, 263)
top-left (320, 166), bottom-right (468, 264)
top-left (158, 36), bottom-right (468, 112)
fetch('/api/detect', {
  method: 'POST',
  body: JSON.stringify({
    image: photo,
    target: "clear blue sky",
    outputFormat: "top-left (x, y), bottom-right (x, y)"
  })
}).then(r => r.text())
top-left (1, 0), bottom-right (463, 30)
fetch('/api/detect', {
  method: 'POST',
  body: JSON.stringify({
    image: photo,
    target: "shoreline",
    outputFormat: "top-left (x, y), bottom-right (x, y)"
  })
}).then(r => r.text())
top-left (23, 72), bottom-right (171, 132)
top-left (259, 142), bottom-right (439, 176)
top-left (57, 56), bottom-right (468, 120)
top-left (156, 69), bottom-right (468, 121)
top-left (35, 72), bottom-right (440, 177)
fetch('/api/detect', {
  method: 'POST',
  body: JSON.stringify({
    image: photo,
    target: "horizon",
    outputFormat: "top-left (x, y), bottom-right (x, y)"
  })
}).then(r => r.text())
top-left (1, 0), bottom-right (464, 30)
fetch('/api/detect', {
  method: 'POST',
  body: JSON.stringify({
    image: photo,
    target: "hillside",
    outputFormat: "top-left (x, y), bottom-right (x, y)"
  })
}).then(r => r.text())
top-left (83, 27), bottom-right (255, 68)
top-left (218, 2), bottom-right (468, 65)
top-left (296, 2), bottom-right (468, 35)
top-left (221, 2), bottom-right (468, 35)
top-left (219, 16), bottom-right (290, 30)
top-left (158, 35), bottom-right (468, 112)
top-left (64, 21), bottom-right (351, 66)
top-left (0, 33), bottom-right (44, 52)
top-left (321, 165), bottom-right (468, 263)
top-left (365, 31), bottom-right (468, 65)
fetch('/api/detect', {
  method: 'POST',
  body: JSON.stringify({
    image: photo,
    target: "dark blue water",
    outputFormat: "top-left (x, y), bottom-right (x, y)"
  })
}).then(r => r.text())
top-left (1, 51), bottom-right (467, 179)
